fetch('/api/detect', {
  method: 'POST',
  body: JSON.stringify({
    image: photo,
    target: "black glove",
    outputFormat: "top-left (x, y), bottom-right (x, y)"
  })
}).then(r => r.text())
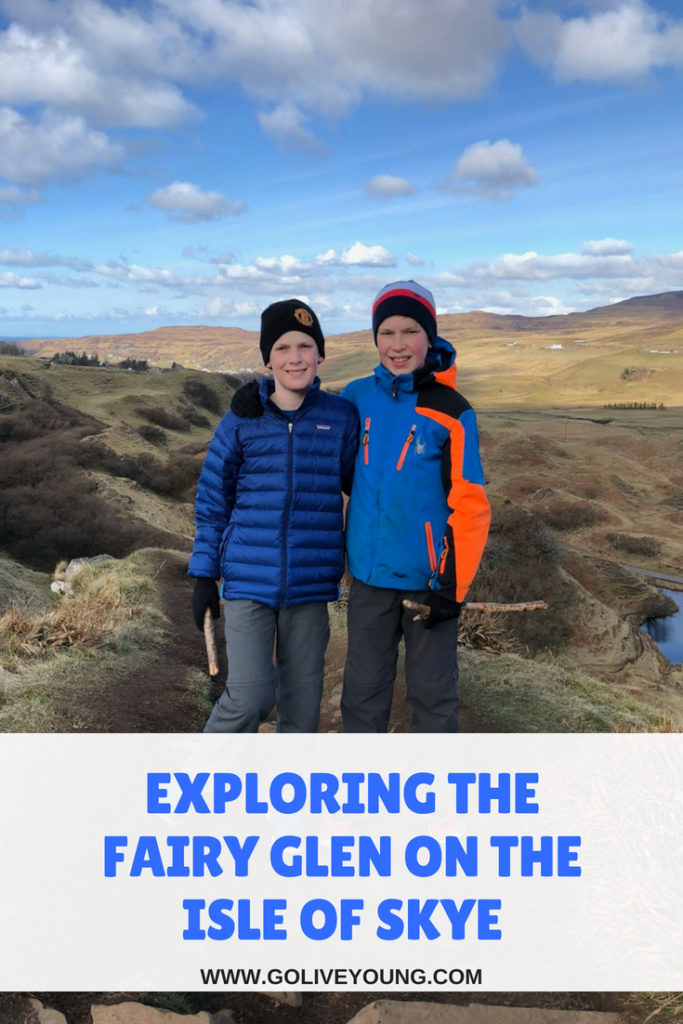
top-left (230, 380), bottom-right (263, 418)
top-left (422, 592), bottom-right (462, 630)
top-left (191, 578), bottom-right (220, 631)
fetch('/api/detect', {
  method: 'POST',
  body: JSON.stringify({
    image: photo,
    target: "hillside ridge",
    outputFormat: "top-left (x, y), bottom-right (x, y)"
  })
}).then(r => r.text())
top-left (14, 289), bottom-right (683, 371)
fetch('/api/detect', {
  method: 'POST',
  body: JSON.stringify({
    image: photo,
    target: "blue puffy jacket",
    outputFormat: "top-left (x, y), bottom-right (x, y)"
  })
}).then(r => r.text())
top-left (188, 377), bottom-right (359, 608)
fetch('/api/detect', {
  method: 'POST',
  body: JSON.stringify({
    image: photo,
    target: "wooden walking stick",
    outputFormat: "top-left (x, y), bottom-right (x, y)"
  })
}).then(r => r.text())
top-left (203, 608), bottom-right (220, 678)
top-left (403, 599), bottom-right (548, 620)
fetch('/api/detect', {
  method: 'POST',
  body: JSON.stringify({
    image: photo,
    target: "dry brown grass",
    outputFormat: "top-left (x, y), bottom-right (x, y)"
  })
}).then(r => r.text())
top-left (458, 610), bottom-right (522, 654)
top-left (627, 991), bottom-right (683, 1023)
top-left (0, 565), bottom-right (150, 672)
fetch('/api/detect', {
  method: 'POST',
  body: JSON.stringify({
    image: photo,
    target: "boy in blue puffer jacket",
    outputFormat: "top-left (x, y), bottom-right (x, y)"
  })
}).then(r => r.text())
top-left (188, 299), bottom-right (359, 733)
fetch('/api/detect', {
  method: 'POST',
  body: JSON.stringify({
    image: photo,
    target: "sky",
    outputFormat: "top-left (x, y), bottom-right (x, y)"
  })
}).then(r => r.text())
top-left (1, 0), bottom-right (683, 338)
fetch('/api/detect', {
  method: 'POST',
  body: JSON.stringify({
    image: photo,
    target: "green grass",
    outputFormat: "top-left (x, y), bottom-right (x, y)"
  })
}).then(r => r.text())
top-left (0, 552), bottom-right (52, 613)
top-left (458, 648), bottom-right (666, 732)
top-left (327, 602), bottom-right (665, 733)
top-left (0, 356), bottom-right (231, 451)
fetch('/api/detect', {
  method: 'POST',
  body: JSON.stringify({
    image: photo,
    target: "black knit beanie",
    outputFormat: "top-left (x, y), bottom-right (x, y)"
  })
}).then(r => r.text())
top-left (259, 299), bottom-right (325, 364)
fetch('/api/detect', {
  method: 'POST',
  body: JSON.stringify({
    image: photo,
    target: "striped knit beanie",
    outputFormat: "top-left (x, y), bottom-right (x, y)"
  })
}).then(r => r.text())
top-left (371, 280), bottom-right (437, 345)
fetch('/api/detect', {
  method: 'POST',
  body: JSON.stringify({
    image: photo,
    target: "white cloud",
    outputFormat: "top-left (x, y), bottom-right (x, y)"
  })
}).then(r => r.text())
top-left (364, 175), bottom-right (415, 199)
top-left (581, 238), bottom-right (634, 256)
top-left (308, 0), bottom-right (508, 102)
top-left (94, 262), bottom-right (181, 286)
top-left (0, 19), bottom-right (196, 127)
top-left (439, 246), bottom-right (638, 285)
top-left (258, 102), bottom-right (325, 153)
top-left (199, 296), bottom-right (229, 319)
top-left (517, 1), bottom-right (683, 82)
top-left (146, 181), bottom-right (246, 222)
top-left (450, 139), bottom-right (539, 200)
top-left (0, 107), bottom-right (122, 185)
top-left (317, 242), bottom-right (396, 267)
top-left (426, 239), bottom-right (683, 316)
top-left (154, 0), bottom-right (509, 115)
top-left (406, 253), bottom-right (425, 267)
top-left (253, 255), bottom-right (308, 275)
top-left (215, 263), bottom-right (270, 280)
top-left (0, 247), bottom-right (91, 269)
top-left (0, 271), bottom-right (41, 288)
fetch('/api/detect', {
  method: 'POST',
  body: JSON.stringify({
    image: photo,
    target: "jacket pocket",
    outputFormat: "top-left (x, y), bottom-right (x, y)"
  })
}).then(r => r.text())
top-left (218, 523), bottom-right (233, 573)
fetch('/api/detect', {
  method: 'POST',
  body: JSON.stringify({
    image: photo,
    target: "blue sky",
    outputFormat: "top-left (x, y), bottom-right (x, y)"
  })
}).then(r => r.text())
top-left (1, 0), bottom-right (683, 338)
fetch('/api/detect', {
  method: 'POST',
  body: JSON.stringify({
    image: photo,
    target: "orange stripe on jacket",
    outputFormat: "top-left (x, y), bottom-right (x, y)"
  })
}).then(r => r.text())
top-left (416, 406), bottom-right (491, 603)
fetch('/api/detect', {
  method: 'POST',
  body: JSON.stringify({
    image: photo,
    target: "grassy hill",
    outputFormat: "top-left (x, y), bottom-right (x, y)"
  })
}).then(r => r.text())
top-left (16, 290), bottom-right (683, 407)
top-left (1, 289), bottom-right (682, 733)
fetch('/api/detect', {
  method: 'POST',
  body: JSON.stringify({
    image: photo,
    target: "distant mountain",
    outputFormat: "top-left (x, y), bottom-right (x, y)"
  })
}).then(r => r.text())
top-left (20, 324), bottom-right (261, 373)
top-left (580, 290), bottom-right (683, 318)
top-left (16, 289), bottom-right (683, 374)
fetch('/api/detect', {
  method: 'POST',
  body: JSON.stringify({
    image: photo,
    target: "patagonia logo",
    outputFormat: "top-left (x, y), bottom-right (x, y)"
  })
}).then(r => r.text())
top-left (316, 423), bottom-right (331, 430)
top-left (294, 307), bottom-right (314, 327)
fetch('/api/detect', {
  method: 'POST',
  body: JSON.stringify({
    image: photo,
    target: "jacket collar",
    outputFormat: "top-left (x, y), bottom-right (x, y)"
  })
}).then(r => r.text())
top-left (373, 336), bottom-right (456, 394)
top-left (259, 375), bottom-right (321, 415)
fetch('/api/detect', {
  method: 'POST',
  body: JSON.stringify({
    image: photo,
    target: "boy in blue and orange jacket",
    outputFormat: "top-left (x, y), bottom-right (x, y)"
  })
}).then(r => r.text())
top-left (341, 281), bottom-right (491, 732)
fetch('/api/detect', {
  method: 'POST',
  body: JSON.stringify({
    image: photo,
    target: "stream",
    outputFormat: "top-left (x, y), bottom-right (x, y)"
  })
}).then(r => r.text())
top-left (641, 588), bottom-right (683, 664)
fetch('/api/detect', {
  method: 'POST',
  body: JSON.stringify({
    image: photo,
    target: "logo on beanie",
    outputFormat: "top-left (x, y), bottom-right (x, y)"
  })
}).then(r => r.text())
top-left (294, 307), bottom-right (314, 327)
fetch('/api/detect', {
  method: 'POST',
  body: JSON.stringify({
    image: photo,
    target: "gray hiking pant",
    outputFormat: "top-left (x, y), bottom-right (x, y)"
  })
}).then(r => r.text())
top-left (341, 578), bottom-right (459, 733)
top-left (204, 599), bottom-right (330, 734)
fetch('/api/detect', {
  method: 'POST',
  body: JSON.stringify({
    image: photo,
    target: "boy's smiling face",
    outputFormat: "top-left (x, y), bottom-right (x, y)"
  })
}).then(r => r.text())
top-left (376, 315), bottom-right (431, 375)
top-left (267, 330), bottom-right (321, 403)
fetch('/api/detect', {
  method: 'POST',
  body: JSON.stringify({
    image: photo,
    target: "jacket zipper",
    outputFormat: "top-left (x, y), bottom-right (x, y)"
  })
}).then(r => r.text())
top-left (396, 424), bottom-right (416, 471)
top-left (439, 534), bottom-right (450, 575)
top-left (424, 521), bottom-right (437, 573)
top-left (280, 420), bottom-right (294, 605)
top-left (362, 417), bottom-right (371, 465)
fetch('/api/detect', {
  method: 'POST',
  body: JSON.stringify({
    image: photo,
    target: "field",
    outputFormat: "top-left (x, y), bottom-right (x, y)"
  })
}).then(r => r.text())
top-left (2, 291), bottom-right (682, 733)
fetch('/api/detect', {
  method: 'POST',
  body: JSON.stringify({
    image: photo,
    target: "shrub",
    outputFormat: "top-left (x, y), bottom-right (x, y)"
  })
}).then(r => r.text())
top-left (0, 341), bottom-right (23, 356)
top-left (183, 379), bottom-right (221, 413)
top-left (606, 533), bottom-right (661, 558)
top-left (79, 441), bottom-right (201, 498)
top-left (129, 451), bottom-right (201, 498)
top-left (536, 498), bottom-right (604, 531)
top-left (137, 424), bottom-right (167, 446)
top-left (136, 406), bottom-right (190, 431)
top-left (118, 358), bottom-right (148, 371)
top-left (0, 470), bottom-right (182, 569)
top-left (469, 505), bottom-right (573, 653)
top-left (50, 351), bottom-right (100, 366)
top-left (0, 411), bottom-right (187, 570)
top-left (223, 372), bottom-right (258, 389)
top-left (179, 403), bottom-right (211, 429)
top-left (0, 398), bottom-right (99, 442)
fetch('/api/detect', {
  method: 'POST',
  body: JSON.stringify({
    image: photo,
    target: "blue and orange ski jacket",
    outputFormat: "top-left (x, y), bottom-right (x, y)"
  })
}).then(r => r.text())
top-left (342, 337), bottom-right (490, 603)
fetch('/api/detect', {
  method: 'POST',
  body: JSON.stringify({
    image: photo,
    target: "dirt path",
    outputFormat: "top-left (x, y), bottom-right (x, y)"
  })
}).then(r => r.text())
top-left (69, 551), bottom-right (211, 733)
top-left (91, 548), bottom-right (480, 735)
